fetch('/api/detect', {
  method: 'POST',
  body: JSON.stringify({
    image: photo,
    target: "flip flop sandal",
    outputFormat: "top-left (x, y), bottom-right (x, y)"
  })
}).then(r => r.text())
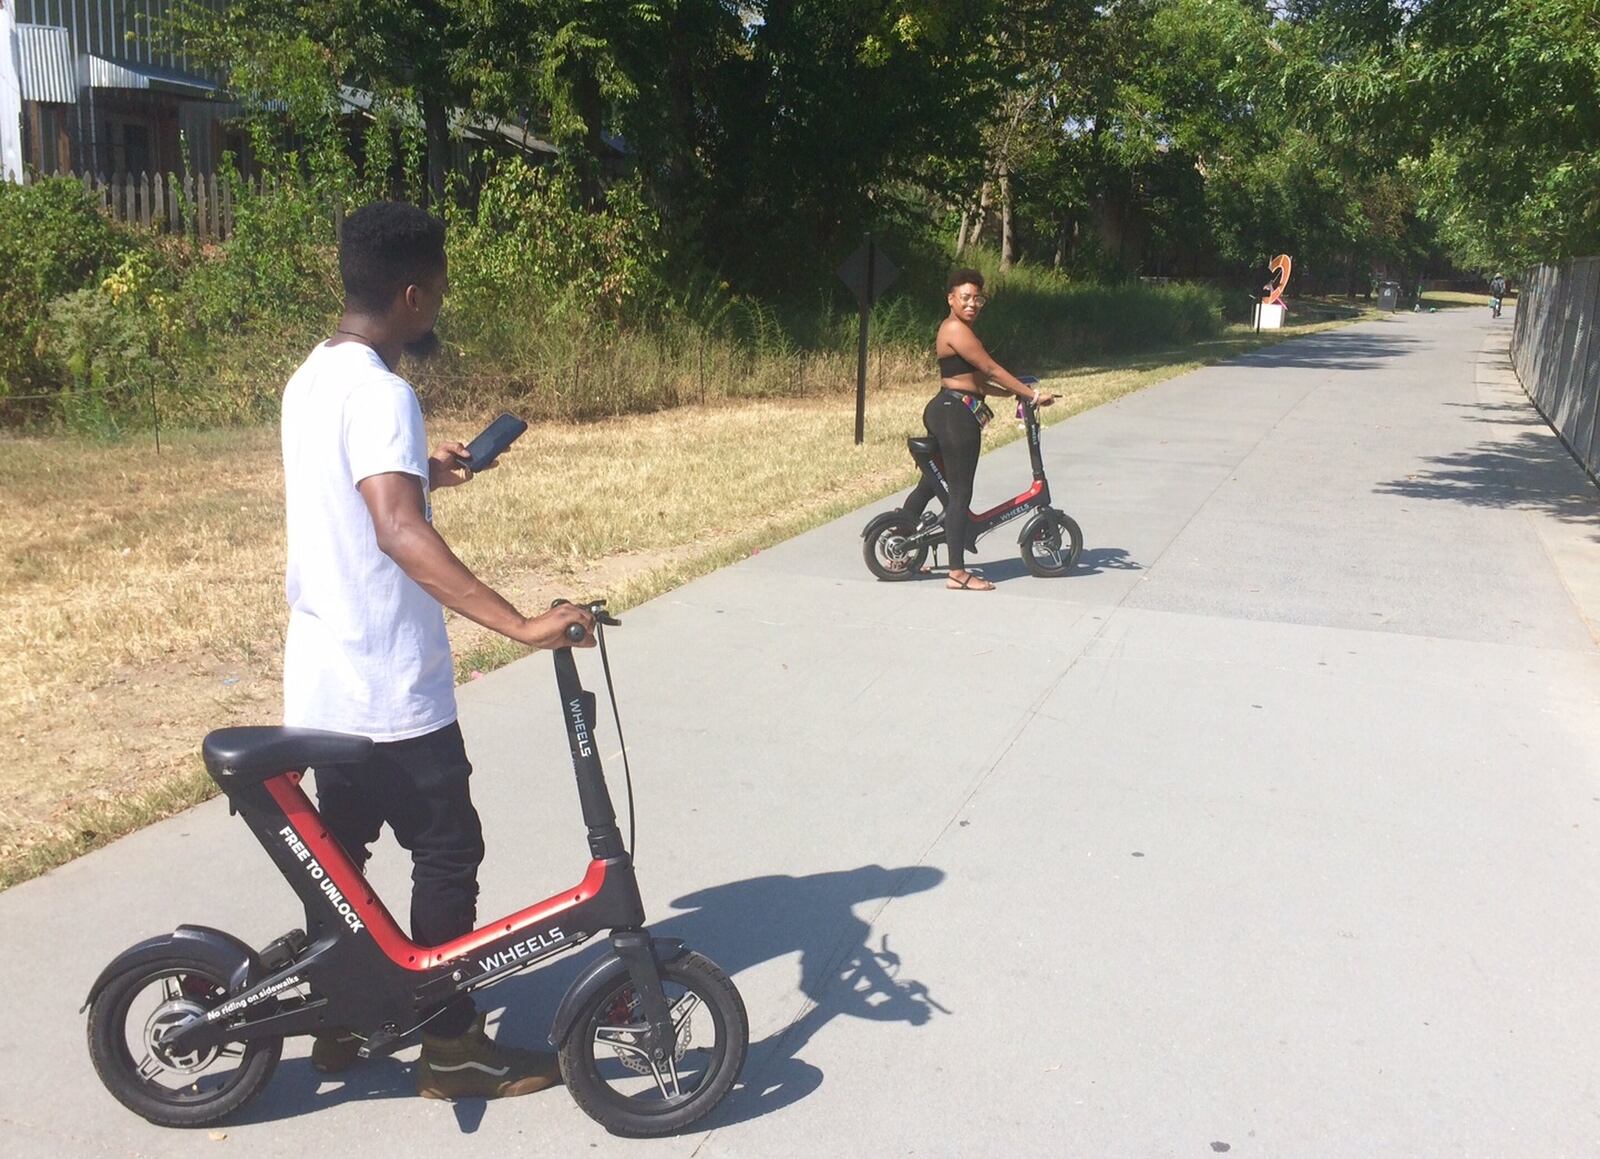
top-left (947, 571), bottom-right (994, 591)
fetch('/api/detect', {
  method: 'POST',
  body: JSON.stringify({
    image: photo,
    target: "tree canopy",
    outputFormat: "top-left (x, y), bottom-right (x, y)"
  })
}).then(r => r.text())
top-left (177, 0), bottom-right (1600, 289)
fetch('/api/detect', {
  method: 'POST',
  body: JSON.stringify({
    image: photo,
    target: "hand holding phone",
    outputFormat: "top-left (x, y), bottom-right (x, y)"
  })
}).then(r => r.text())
top-left (456, 412), bottom-right (528, 471)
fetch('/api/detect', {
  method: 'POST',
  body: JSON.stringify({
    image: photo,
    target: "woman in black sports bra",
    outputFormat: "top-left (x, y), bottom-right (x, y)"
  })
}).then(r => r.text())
top-left (900, 268), bottom-right (1055, 590)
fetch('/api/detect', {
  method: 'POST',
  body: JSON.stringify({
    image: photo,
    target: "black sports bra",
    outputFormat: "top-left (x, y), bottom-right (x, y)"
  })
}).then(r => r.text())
top-left (938, 351), bottom-right (979, 377)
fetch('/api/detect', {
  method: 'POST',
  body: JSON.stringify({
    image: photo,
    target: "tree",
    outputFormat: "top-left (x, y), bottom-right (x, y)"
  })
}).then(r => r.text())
top-left (1304, 0), bottom-right (1600, 269)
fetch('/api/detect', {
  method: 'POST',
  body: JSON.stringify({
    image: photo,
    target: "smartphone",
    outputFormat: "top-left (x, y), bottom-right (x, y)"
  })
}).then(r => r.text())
top-left (459, 412), bottom-right (528, 471)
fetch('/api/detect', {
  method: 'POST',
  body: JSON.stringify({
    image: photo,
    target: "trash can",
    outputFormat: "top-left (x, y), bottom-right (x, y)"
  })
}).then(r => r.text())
top-left (1376, 281), bottom-right (1401, 311)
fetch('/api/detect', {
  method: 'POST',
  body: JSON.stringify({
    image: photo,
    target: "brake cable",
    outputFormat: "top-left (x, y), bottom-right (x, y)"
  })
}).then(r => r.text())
top-left (593, 619), bottom-right (637, 859)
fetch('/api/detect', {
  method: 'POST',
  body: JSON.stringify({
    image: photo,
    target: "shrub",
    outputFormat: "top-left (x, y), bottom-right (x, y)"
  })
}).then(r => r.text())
top-left (176, 176), bottom-right (339, 336)
top-left (953, 253), bottom-right (1226, 367)
top-left (443, 161), bottom-right (665, 358)
top-left (0, 178), bottom-right (136, 409)
top-left (44, 248), bottom-right (193, 435)
top-left (151, 177), bottom-right (340, 427)
top-left (0, 172), bottom-right (1230, 433)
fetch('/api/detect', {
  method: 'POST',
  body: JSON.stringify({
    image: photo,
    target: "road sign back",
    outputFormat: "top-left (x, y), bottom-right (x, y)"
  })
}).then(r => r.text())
top-left (837, 238), bottom-right (899, 308)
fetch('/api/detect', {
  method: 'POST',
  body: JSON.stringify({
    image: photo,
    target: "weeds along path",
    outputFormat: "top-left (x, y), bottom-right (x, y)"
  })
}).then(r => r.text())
top-left (0, 315), bottom-right (1373, 887)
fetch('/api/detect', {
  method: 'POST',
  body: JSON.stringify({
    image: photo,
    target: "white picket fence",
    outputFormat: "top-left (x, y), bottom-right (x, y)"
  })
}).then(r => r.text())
top-left (35, 168), bottom-right (243, 240)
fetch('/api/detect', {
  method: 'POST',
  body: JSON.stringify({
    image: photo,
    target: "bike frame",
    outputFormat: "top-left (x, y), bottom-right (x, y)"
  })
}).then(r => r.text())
top-left (163, 643), bottom-right (670, 1061)
top-left (902, 398), bottom-right (1052, 556)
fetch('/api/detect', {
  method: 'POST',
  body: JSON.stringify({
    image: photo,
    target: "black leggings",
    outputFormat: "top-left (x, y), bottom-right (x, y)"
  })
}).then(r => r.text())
top-left (316, 720), bottom-right (484, 1036)
top-left (900, 390), bottom-right (982, 570)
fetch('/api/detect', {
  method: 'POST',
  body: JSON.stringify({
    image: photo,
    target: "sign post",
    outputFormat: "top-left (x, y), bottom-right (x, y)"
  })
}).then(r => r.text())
top-left (836, 235), bottom-right (899, 445)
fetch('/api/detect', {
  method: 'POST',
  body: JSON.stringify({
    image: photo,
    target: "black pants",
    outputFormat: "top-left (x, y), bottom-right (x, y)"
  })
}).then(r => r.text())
top-left (900, 390), bottom-right (983, 570)
top-left (316, 720), bottom-right (484, 1036)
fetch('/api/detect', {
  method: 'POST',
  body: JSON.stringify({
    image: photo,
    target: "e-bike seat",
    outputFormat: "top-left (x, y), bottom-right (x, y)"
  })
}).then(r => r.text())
top-left (202, 727), bottom-right (374, 784)
top-left (907, 436), bottom-right (938, 456)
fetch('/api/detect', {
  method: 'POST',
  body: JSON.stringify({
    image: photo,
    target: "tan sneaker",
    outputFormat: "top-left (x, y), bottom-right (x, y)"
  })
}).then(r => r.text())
top-left (310, 1029), bottom-right (362, 1074)
top-left (416, 1014), bottom-right (563, 1100)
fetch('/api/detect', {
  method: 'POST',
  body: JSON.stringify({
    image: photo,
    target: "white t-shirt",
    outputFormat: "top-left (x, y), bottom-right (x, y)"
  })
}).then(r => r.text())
top-left (280, 341), bottom-right (457, 741)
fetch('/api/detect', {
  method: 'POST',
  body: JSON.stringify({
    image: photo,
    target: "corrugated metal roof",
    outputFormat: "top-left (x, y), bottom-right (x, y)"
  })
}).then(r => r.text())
top-left (83, 53), bottom-right (217, 95)
top-left (17, 23), bottom-right (76, 104)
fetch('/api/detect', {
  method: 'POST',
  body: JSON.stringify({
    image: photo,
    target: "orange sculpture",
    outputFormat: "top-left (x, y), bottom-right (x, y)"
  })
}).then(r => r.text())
top-left (1262, 254), bottom-right (1292, 305)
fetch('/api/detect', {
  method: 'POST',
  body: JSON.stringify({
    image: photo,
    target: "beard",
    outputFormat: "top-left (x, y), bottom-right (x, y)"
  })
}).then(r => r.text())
top-left (403, 329), bottom-right (442, 362)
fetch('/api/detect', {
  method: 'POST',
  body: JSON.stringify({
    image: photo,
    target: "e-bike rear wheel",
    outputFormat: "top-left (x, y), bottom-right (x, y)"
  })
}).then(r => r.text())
top-left (86, 956), bottom-right (281, 1127)
top-left (1020, 510), bottom-right (1084, 577)
top-left (863, 512), bottom-right (930, 581)
top-left (559, 950), bottom-right (748, 1137)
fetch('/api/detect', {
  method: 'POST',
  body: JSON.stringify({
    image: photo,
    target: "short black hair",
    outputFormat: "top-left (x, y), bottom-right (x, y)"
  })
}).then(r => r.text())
top-left (947, 267), bottom-right (985, 292)
top-left (340, 202), bottom-right (446, 313)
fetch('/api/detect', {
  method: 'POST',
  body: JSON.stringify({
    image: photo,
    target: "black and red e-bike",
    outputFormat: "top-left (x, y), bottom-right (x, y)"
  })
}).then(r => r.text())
top-left (83, 603), bottom-right (748, 1137)
top-left (861, 382), bottom-right (1084, 581)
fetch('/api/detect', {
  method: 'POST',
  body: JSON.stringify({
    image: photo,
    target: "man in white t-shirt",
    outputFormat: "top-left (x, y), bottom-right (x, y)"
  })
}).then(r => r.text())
top-left (281, 201), bottom-right (593, 1100)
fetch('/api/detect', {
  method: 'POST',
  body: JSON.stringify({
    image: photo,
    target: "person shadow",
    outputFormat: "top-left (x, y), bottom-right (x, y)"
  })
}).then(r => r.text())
top-left (488, 863), bottom-right (951, 1129)
top-left (653, 863), bottom-right (950, 1127)
top-left (237, 863), bottom-right (948, 1132)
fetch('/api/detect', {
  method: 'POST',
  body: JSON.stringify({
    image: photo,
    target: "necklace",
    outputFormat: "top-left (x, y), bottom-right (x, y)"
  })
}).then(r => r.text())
top-left (331, 327), bottom-right (391, 369)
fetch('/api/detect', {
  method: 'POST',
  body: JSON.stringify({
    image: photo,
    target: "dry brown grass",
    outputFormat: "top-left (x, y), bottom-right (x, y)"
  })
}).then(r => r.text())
top-left (0, 313), bottom-right (1373, 887)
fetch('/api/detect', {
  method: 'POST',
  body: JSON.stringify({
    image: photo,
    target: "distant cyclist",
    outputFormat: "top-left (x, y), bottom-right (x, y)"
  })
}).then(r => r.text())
top-left (1489, 273), bottom-right (1508, 319)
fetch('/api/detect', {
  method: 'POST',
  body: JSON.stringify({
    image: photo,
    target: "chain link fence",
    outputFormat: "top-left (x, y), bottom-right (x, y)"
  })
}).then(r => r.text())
top-left (1512, 256), bottom-right (1600, 481)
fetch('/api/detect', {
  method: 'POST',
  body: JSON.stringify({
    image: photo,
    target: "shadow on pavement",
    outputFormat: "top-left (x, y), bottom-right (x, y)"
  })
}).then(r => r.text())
top-left (232, 864), bottom-right (948, 1133)
top-left (1027, 315), bottom-right (1379, 382)
top-left (1375, 430), bottom-right (1600, 536)
top-left (1233, 331), bottom-right (1419, 370)
top-left (1033, 329), bottom-right (1417, 381)
top-left (916, 546), bottom-right (1140, 584)
top-left (1057, 546), bottom-right (1142, 577)
top-left (230, 1052), bottom-right (417, 1126)
top-left (1443, 400), bottom-right (1539, 426)
top-left (663, 864), bottom-right (948, 1129)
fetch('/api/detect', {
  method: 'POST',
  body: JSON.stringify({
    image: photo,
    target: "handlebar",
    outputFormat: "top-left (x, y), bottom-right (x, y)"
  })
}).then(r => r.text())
top-left (552, 598), bottom-right (621, 644)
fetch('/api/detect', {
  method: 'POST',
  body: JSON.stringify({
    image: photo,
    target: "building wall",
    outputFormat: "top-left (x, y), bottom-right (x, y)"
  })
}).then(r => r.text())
top-left (14, 0), bottom-right (222, 78)
top-left (15, 0), bottom-right (229, 175)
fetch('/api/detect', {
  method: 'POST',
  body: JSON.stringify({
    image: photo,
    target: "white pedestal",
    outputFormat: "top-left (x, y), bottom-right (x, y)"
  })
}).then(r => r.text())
top-left (1254, 302), bottom-right (1285, 330)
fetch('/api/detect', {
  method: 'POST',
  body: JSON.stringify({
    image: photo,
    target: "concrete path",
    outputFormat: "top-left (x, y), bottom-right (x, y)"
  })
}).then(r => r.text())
top-left (6, 306), bottom-right (1600, 1158)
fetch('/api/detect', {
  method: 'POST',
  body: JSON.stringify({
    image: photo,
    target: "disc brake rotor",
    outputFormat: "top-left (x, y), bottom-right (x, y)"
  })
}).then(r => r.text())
top-left (605, 990), bottom-right (692, 1076)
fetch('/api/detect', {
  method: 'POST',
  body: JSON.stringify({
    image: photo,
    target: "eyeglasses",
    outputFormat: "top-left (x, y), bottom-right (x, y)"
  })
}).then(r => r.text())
top-left (956, 293), bottom-right (989, 307)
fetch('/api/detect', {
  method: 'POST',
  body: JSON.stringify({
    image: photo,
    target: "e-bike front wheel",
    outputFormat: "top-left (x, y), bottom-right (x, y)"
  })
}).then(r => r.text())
top-left (86, 956), bottom-right (281, 1127)
top-left (1020, 510), bottom-right (1084, 577)
top-left (559, 950), bottom-right (748, 1137)
top-left (863, 512), bottom-right (930, 581)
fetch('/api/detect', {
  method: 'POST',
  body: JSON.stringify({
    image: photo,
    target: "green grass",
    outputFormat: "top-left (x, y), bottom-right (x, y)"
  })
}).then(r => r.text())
top-left (0, 766), bottom-right (216, 891)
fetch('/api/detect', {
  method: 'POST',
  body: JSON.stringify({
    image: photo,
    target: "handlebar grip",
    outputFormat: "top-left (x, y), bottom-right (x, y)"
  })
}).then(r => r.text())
top-left (551, 597), bottom-right (616, 641)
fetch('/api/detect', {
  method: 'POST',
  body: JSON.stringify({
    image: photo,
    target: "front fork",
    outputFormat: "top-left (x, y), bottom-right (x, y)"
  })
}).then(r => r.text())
top-left (611, 930), bottom-right (676, 1060)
